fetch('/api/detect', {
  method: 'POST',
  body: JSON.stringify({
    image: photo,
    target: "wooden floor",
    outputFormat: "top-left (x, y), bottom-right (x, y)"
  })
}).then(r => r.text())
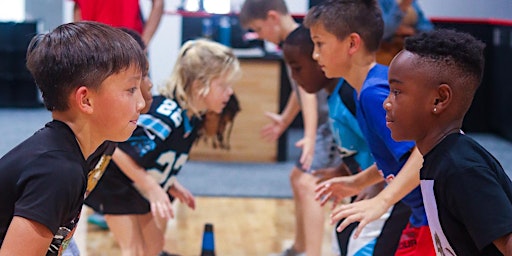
top-left (74, 197), bottom-right (338, 256)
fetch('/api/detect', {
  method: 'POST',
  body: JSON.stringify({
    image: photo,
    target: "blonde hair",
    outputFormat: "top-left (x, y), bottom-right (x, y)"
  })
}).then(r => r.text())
top-left (159, 39), bottom-right (240, 117)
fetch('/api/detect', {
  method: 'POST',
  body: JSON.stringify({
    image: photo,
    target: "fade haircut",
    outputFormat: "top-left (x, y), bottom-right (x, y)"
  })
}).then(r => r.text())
top-left (283, 25), bottom-right (314, 58)
top-left (405, 29), bottom-right (486, 115)
top-left (160, 39), bottom-right (240, 117)
top-left (303, 0), bottom-right (383, 52)
top-left (26, 21), bottom-right (147, 111)
top-left (239, 0), bottom-right (289, 28)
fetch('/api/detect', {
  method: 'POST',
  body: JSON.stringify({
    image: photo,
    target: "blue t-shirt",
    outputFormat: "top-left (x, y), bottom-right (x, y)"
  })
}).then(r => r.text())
top-left (327, 79), bottom-right (373, 170)
top-left (355, 64), bottom-right (427, 227)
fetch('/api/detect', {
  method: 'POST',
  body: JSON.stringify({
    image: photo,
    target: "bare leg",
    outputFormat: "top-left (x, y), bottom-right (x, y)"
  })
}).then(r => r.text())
top-left (105, 213), bottom-right (164, 256)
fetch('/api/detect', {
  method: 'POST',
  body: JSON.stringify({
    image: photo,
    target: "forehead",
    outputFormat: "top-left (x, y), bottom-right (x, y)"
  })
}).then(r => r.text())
top-left (309, 23), bottom-right (339, 43)
top-left (389, 51), bottom-right (418, 73)
top-left (247, 18), bottom-right (268, 30)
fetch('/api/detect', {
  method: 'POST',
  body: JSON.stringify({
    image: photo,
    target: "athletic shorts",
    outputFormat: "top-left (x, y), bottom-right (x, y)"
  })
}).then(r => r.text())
top-left (336, 201), bottom-right (411, 256)
top-left (295, 122), bottom-right (342, 173)
top-left (395, 223), bottom-right (435, 256)
top-left (85, 164), bottom-right (174, 215)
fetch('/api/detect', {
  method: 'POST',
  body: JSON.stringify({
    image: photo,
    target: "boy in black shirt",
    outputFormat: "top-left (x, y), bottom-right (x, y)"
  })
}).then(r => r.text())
top-left (0, 21), bottom-right (147, 255)
top-left (384, 29), bottom-right (512, 255)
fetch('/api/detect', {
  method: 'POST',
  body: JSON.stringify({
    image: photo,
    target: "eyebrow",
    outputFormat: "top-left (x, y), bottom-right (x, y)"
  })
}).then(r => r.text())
top-left (388, 78), bottom-right (403, 85)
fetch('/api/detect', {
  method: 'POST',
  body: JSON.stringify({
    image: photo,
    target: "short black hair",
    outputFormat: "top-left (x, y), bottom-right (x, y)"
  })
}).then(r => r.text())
top-left (405, 29), bottom-right (486, 114)
top-left (304, 0), bottom-right (383, 52)
top-left (26, 22), bottom-right (147, 111)
top-left (283, 25), bottom-right (314, 57)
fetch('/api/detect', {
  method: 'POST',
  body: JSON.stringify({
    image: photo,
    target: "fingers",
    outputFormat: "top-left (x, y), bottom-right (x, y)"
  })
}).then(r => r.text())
top-left (151, 201), bottom-right (174, 220)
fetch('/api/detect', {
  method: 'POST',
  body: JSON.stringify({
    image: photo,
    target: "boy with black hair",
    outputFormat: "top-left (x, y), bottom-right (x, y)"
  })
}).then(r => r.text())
top-left (283, 25), bottom-right (412, 256)
top-left (0, 21), bottom-right (147, 255)
top-left (385, 28), bottom-right (512, 255)
top-left (304, 0), bottom-right (435, 255)
top-left (240, 1), bottom-right (343, 255)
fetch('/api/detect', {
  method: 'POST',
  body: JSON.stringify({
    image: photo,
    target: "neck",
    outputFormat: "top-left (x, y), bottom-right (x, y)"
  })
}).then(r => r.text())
top-left (324, 78), bottom-right (340, 94)
top-left (52, 111), bottom-right (100, 159)
top-left (345, 60), bottom-right (376, 95)
top-left (280, 16), bottom-right (299, 42)
top-left (416, 121), bottom-right (462, 155)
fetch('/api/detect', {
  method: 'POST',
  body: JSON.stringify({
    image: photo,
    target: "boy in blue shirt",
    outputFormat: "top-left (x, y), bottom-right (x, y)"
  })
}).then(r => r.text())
top-left (304, 0), bottom-right (435, 255)
top-left (283, 25), bottom-right (411, 256)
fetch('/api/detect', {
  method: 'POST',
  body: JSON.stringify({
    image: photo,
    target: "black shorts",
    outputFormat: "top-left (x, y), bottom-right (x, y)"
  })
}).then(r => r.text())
top-left (85, 164), bottom-right (151, 215)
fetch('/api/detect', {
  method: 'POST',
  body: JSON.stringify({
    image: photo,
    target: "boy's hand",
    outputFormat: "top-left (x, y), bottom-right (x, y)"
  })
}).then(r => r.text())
top-left (353, 181), bottom-right (385, 202)
top-left (331, 197), bottom-right (390, 239)
top-left (169, 180), bottom-right (196, 210)
top-left (261, 112), bottom-right (286, 142)
top-left (314, 175), bottom-right (361, 209)
top-left (295, 137), bottom-right (314, 171)
top-left (137, 180), bottom-right (174, 220)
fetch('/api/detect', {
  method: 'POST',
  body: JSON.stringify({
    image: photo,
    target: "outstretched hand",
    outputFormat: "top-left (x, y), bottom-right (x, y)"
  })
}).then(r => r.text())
top-left (169, 180), bottom-right (196, 210)
top-left (139, 182), bottom-right (175, 220)
top-left (331, 196), bottom-right (390, 239)
top-left (295, 137), bottom-right (314, 171)
top-left (314, 175), bottom-right (361, 209)
top-left (260, 112), bottom-right (286, 142)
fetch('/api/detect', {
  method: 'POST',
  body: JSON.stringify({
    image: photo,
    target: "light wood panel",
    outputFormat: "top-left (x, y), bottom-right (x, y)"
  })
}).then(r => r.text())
top-left (78, 197), bottom-right (338, 256)
top-left (190, 60), bottom-right (282, 163)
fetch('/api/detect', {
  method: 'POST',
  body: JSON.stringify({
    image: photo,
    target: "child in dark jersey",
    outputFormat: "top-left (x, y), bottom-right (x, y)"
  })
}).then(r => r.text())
top-left (385, 29), bottom-right (512, 255)
top-left (85, 39), bottom-right (240, 256)
top-left (0, 21), bottom-right (147, 255)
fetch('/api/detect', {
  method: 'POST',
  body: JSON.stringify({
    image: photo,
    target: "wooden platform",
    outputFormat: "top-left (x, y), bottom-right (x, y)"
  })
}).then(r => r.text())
top-left (75, 197), bottom-right (338, 256)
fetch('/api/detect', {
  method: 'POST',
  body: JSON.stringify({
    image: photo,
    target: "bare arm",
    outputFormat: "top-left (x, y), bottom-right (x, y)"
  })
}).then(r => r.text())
top-left (296, 85), bottom-right (317, 170)
top-left (73, 2), bottom-right (81, 22)
top-left (494, 233), bottom-right (512, 255)
top-left (112, 148), bottom-right (174, 219)
top-left (260, 91), bottom-right (300, 142)
top-left (332, 147), bottom-right (422, 238)
top-left (0, 216), bottom-right (53, 255)
top-left (141, 0), bottom-right (164, 46)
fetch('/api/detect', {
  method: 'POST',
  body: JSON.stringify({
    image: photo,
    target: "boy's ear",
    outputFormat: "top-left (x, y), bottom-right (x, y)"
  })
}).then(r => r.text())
top-left (433, 84), bottom-right (452, 114)
top-left (347, 33), bottom-right (361, 55)
top-left (75, 86), bottom-right (94, 114)
top-left (266, 10), bottom-right (280, 22)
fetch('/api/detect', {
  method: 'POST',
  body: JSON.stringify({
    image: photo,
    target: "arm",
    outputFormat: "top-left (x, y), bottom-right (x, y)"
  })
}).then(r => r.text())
top-left (331, 147), bottom-right (422, 238)
top-left (379, 0), bottom-right (413, 40)
top-left (141, 0), bottom-right (164, 46)
top-left (413, 1), bottom-right (434, 33)
top-left (73, 2), bottom-right (81, 22)
top-left (315, 163), bottom-right (383, 208)
top-left (494, 233), bottom-right (512, 255)
top-left (260, 91), bottom-right (300, 142)
top-left (0, 217), bottom-right (53, 255)
top-left (296, 85), bottom-right (318, 170)
top-left (112, 148), bottom-right (174, 219)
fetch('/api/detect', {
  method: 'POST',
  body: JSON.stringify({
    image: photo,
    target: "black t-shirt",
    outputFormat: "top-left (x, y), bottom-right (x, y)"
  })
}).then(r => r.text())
top-left (0, 120), bottom-right (111, 255)
top-left (421, 133), bottom-right (512, 255)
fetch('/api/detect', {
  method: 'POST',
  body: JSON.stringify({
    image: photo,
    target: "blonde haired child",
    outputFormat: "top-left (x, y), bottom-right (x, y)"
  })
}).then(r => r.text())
top-left (85, 39), bottom-right (240, 256)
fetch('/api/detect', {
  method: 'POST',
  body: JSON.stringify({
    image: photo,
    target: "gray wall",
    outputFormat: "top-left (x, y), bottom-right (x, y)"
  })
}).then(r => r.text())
top-left (25, 0), bottom-right (63, 32)
top-left (419, 0), bottom-right (512, 20)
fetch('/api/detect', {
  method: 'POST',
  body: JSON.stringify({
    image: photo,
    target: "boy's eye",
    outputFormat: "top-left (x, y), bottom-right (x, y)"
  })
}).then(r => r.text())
top-left (392, 89), bottom-right (400, 96)
top-left (129, 87), bottom-right (138, 93)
